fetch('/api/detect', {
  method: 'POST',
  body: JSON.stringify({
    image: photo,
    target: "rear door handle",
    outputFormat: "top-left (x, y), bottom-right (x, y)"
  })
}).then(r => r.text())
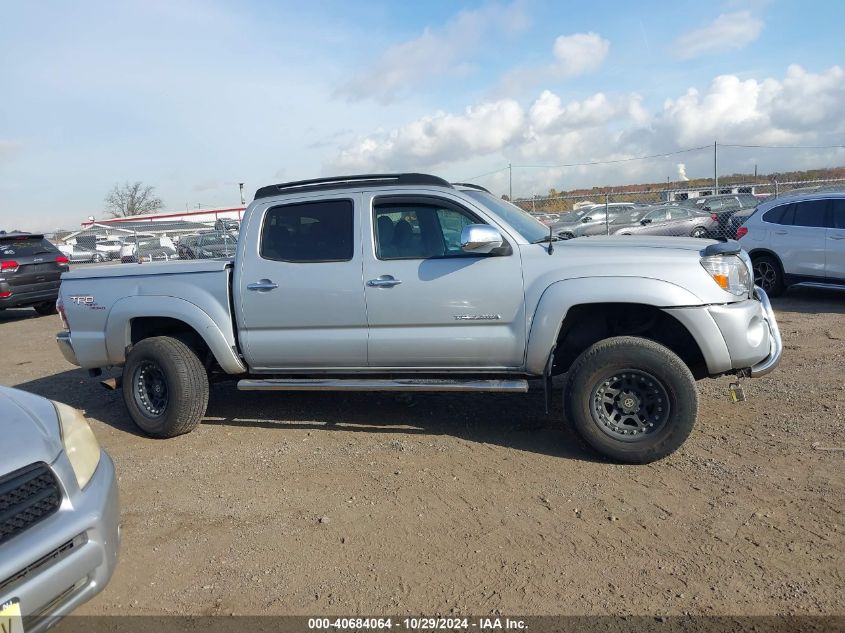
top-left (367, 275), bottom-right (402, 288)
top-left (247, 279), bottom-right (278, 291)
top-left (829, 235), bottom-right (845, 240)
top-left (774, 230), bottom-right (788, 235)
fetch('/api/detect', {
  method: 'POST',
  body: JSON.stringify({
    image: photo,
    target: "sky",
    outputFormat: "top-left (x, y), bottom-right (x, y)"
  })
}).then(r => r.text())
top-left (1, 0), bottom-right (844, 230)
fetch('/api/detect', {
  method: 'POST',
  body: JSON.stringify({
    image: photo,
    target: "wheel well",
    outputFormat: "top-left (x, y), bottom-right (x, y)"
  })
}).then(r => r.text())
top-left (130, 317), bottom-right (211, 365)
top-left (552, 303), bottom-right (708, 379)
top-left (748, 248), bottom-right (783, 268)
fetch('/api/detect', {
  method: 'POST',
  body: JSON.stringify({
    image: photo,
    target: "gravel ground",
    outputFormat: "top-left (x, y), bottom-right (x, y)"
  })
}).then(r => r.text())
top-left (1, 286), bottom-right (842, 617)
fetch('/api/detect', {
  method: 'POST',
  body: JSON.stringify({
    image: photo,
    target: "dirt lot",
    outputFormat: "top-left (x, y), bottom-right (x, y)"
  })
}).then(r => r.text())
top-left (1, 287), bottom-right (843, 617)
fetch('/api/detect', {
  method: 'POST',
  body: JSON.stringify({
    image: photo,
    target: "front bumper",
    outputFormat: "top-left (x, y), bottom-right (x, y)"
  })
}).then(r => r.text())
top-left (0, 451), bottom-right (120, 633)
top-left (56, 331), bottom-right (80, 367)
top-left (748, 286), bottom-right (783, 377)
top-left (664, 286), bottom-right (782, 377)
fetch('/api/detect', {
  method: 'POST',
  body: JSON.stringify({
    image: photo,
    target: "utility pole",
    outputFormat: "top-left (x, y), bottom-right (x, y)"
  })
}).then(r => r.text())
top-left (508, 163), bottom-right (513, 201)
top-left (239, 183), bottom-right (245, 205)
top-left (604, 192), bottom-right (610, 235)
top-left (714, 140), bottom-right (718, 193)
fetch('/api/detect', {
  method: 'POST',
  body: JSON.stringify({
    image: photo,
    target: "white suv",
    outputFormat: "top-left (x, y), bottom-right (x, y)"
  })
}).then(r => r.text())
top-left (738, 190), bottom-right (845, 296)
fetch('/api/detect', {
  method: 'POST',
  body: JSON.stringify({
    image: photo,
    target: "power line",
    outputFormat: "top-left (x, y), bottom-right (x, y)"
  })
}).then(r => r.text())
top-left (720, 143), bottom-right (845, 149)
top-left (459, 166), bottom-right (510, 181)
top-left (514, 145), bottom-right (711, 169)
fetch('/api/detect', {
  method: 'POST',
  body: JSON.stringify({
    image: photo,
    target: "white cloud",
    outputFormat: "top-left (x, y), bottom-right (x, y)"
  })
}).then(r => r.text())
top-left (552, 32), bottom-right (610, 77)
top-left (328, 65), bottom-right (845, 193)
top-left (330, 100), bottom-right (525, 172)
top-left (497, 31), bottom-right (610, 95)
top-left (336, 2), bottom-right (529, 103)
top-left (674, 11), bottom-right (764, 60)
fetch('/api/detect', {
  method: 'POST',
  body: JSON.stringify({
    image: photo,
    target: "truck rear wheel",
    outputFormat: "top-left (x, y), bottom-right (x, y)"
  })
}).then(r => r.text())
top-left (34, 302), bottom-right (58, 316)
top-left (564, 336), bottom-right (698, 464)
top-left (122, 336), bottom-right (209, 438)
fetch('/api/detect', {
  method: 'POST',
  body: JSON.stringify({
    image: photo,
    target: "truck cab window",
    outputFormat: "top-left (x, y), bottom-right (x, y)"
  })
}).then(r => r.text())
top-left (261, 199), bottom-right (353, 262)
top-left (373, 201), bottom-right (482, 259)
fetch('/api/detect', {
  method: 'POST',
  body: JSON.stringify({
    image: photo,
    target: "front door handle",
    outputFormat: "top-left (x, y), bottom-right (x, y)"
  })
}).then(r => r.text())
top-left (829, 235), bottom-right (845, 240)
top-left (247, 279), bottom-right (278, 292)
top-left (367, 275), bottom-right (402, 288)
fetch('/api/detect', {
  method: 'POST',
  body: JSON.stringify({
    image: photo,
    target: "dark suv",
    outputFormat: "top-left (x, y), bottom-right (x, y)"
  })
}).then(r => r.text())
top-left (0, 233), bottom-right (69, 315)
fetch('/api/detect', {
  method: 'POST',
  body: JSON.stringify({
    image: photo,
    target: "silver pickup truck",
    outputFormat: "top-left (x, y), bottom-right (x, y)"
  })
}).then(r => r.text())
top-left (55, 174), bottom-right (782, 463)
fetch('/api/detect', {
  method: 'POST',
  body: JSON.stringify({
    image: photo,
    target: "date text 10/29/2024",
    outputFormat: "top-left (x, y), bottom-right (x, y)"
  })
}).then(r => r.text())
top-left (308, 618), bottom-right (527, 630)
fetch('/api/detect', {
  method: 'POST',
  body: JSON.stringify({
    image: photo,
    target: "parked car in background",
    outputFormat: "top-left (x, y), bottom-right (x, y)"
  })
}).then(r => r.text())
top-left (679, 194), bottom-right (759, 238)
top-left (177, 234), bottom-right (201, 259)
top-left (214, 218), bottom-right (240, 232)
top-left (738, 191), bottom-right (845, 296)
top-left (556, 204), bottom-right (638, 239)
top-left (58, 245), bottom-right (107, 263)
top-left (567, 206), bottom-right (652, 238)
top-left (56, 173), bottom-right (781, 465)
top-left (0, 233), bottom-right (69, 315)
top-left (728, 206), bottom-right (757, 238)
top-left (613, 206), bottom-right (716, 238)
top-left (119, 236), bottom-right (176, 263)
top-left (177, 231), bottom-right (238, 259)
top-left (0, 386), bottom-right (119, 632)
top-left (94, 239), bottom-right (124, 260)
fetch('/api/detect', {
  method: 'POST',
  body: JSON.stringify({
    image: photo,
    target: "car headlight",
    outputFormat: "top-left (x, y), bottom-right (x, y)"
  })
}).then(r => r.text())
top-left (53, 401), bottom-right (101, 489)
top-left (700, 255), bottom-right (752, 297)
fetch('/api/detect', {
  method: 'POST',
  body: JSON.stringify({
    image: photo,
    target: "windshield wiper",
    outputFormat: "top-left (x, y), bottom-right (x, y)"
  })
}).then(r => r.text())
top-left (531, 235), bottom-right (560, 243)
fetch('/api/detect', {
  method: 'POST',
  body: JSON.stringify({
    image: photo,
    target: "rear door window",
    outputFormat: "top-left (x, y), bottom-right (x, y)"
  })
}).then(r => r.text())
top-left (831, 200), bottom-right (845, 229)
top-left (791, 200), bottom-right (829, 228)
top-left (261, 199), bottom-right (354, 262)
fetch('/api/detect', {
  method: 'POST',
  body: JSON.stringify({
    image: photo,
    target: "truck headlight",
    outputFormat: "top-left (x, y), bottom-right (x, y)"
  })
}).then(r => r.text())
top-left (53, 401), bottom-right (101, 489)
top-left (700, 255), bottom-right (752, 297)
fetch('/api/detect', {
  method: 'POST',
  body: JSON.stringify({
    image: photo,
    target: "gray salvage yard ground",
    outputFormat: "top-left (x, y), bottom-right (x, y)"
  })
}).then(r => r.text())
top-left (1, 287), bottom-right (843, 616)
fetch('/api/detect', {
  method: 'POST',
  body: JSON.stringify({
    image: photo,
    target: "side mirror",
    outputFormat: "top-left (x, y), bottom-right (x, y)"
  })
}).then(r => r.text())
top-left (641, 218), bottom-right (653, 225)
top-left (460, 224), bottom-right (503, 254)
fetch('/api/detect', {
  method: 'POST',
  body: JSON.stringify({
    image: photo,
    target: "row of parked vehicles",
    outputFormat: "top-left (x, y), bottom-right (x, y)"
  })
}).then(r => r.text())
top-left (543, 193), bottom-right (761, 241)
top-left (532, 189), bottom-right (845, 295)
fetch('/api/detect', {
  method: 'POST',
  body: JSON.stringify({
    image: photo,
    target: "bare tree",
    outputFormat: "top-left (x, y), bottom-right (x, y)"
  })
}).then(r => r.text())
top-left (104, 181), bottom-right (163, 217)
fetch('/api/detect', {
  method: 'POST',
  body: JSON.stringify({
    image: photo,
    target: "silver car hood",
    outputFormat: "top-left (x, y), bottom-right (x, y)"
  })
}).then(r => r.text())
top-left (0, 386), bottom-right (63, 471)
top-left (561, 235), bottom-right (715, 252)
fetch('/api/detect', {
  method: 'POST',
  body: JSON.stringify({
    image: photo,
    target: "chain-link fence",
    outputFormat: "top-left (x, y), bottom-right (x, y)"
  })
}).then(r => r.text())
top-left (123, 227), bottom-right (239, 263)
top-left (56, 176), bottom-right (845, 262)
top-left (514, 177), bottom-right (845, 242)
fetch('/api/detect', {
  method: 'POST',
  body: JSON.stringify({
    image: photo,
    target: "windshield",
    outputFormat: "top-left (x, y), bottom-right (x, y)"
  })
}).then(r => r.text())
top-left (462, 190), bottom-right (549, 243)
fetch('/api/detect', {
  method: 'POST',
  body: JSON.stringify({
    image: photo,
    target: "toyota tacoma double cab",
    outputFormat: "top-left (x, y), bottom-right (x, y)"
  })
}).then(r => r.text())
top-left (55, 173), bottom-right (782, 463)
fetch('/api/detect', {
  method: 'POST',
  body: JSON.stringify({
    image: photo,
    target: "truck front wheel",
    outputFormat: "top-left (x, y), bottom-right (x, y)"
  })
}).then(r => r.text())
top-left (122, 336), bottom-right (209, 438)
top-left (564, 336), bottom-right (698, 464)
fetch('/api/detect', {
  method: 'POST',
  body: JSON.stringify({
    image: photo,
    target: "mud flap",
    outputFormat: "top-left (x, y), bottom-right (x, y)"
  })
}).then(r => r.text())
top-left (543, 346), bottom-right (555, 414)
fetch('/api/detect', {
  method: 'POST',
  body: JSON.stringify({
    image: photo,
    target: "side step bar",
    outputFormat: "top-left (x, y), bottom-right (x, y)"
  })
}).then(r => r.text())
top-left (237, 378), bottom-right (529, 393)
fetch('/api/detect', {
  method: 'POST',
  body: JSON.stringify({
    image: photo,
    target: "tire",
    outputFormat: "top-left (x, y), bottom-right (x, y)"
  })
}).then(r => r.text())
top-left (752, 254), bottom-right (785, 297)
top-left (34, 302), bottom-right (58, 316)
top-left (122, 336), bottom-right (209, 438)
top-left (690, 226), bottom-right (707, 238)
top-left (564, 336), bottom-right (698, 464)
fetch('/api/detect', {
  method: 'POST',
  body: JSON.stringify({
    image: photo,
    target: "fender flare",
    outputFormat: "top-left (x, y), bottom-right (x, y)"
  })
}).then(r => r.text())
top-left (105, 295), bottom-right (246, 374)
top-left (524, 277), bottom-right (706, 375)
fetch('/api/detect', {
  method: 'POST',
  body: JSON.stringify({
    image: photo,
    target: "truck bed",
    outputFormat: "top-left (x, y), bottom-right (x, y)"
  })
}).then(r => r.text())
top-left (62, 259), bottom-right (232, 280)
top-left (58, 259), bottom-right (243, 373)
